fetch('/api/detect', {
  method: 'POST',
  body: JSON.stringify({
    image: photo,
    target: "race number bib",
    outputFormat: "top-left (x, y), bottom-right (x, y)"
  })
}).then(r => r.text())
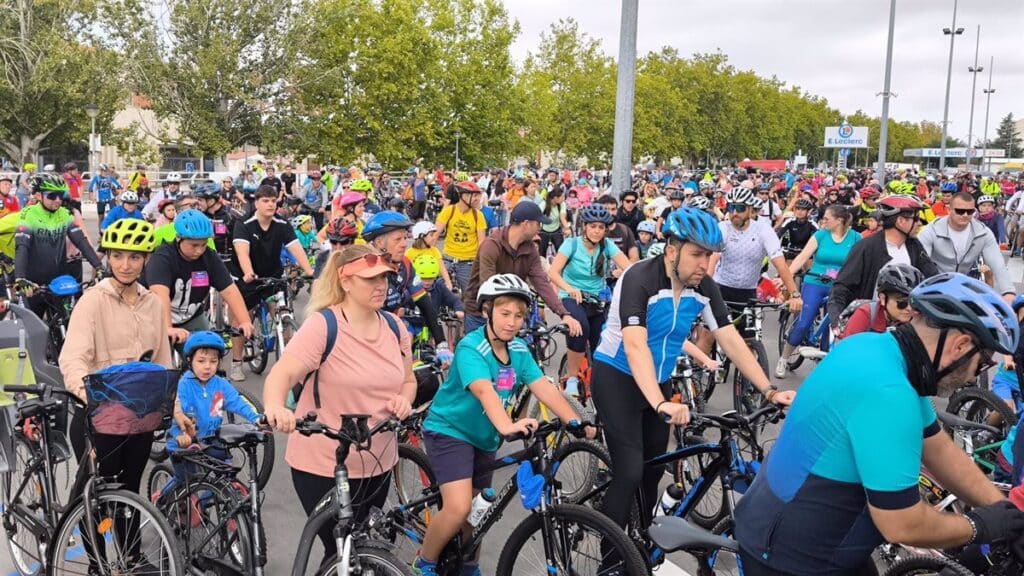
top-left (496, 366), bottom-right (517, 408)
top-left (191, 271), bottom-right (210, 288)
top-left (213, 221), bottom-right (228, 235)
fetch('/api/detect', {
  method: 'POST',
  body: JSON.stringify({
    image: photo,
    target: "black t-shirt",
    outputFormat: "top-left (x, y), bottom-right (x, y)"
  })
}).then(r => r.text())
top-left (206, 205), bottom-right (236, 256)
top-left (230, 216), bottom-right (297, 279)
top-left (778, 219), bottom-right (817, 254)
top-left (606, 222), bottom-right (637, 258)
top-left (280, 173), bottom-right (296, 196)
top-left (146, 243), bottom-right (233, 325)
top-left (260, 176), bottom-right (282, 194)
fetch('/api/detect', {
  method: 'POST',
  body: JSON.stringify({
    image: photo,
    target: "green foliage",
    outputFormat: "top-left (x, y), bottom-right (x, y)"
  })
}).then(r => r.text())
top-left (992, 114), bottom-right (1021, 158)
top-left (107, 122), bottom-right (162, 167)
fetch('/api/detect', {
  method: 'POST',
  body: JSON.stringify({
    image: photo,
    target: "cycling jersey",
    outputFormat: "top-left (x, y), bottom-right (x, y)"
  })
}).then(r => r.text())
top-left (777, 218), bottom-right (817, 257)
top-left (734, 331), bottom-right (940, 574)
top-left (14, 205), bottom-right (101, 285)
top-left (594, 257), bottom-right (730, 384)
top-left (88, 174), bottom-right (121, 203)
top-left (206, 205), bottom-right (237, 256)
top-left (714, 219), bottom-right (783, 290)
top-left (383, 257), bottom-right (427, 312)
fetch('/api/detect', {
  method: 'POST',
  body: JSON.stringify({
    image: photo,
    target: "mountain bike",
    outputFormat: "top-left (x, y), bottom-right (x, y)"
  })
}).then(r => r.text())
top-left (14, 275), bottom-right (95, 361)
top-left (244, 276), bottom-right (300, 374)
top-left (721, 300), bottom-right (779, 417)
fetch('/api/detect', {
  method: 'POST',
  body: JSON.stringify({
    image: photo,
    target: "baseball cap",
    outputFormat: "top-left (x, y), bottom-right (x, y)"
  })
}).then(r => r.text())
top-left (510, 201), bottom-right (551, 225)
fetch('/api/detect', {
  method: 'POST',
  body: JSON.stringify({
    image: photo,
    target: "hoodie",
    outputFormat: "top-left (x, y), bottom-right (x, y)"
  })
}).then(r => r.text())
top-left (167, 370), bottom-right (261, 452)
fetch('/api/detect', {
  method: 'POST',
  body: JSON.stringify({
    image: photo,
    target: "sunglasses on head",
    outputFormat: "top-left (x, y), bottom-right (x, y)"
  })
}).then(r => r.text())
top-left (953, 208), bottom-right (976, 216)
top-left (727, 203), bottom-right (748, 212)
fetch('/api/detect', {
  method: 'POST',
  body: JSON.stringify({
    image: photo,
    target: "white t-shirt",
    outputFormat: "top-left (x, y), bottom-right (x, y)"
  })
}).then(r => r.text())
top-left (715, 219), bottom-right (784, 290)
top-left (947, 225), bottom-right (972, 261)
top-left (885, 241), bottom-right (910, 266)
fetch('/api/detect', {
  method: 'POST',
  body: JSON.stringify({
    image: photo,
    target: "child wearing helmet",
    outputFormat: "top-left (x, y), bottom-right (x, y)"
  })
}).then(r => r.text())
top-left (290, 214), bottom-right (318, 255)
top-left (100, 189), bottom-right (146, 232)
top-left (406, 221), bottom-right (455, 291)
top-left (837, 262), bottom-right (924, 340)
top-left (410, 254), bottom-right (463, 328)
top-left (636, 220), bottom-right (657, 257)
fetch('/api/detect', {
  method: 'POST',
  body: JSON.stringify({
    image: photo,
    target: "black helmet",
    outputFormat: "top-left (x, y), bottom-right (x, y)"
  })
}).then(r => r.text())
top-left (875, 263), bottom-right (924, 296)
top-left (795, 198), bottom-right (815, 211)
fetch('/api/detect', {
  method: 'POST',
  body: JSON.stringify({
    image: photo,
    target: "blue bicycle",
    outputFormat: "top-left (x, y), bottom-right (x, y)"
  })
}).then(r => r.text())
top-left (777, 273), bottom-right (833, 372)
top-left (243, 277), bottom-right (298, 375)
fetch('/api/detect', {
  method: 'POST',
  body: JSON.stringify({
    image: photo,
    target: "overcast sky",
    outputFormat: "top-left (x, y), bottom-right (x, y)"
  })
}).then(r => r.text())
top-left (505, 0), bottom-right (1023, 146)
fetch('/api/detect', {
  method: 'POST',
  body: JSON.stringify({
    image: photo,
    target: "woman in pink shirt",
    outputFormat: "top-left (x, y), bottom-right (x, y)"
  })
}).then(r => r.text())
top-left (263, 244), bottom-right (416, 559)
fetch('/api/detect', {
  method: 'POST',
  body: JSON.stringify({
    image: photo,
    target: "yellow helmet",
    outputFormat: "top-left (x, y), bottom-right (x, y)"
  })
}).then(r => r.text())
top-left (101, 218), bottom-right (156, 253)
top-left (349, 179), bottom-right (373, 193)
top-left (412, 254), bottom-right (441, 280)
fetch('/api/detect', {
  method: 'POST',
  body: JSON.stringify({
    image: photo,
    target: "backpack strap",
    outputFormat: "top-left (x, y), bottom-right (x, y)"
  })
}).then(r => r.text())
top-left (310, 308), bottom-right (339, 410)
top-left (378, 310), bottom-right (405, 358)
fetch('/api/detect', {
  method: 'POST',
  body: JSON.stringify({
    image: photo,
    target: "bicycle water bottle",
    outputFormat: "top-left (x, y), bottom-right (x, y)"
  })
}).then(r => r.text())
top-left (657, 483), bottom-right (686, 515)
top-left (467, 488), bottom-right (497, 527)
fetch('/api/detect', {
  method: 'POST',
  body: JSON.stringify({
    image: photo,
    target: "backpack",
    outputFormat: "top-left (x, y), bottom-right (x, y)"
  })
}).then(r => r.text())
top-left (287, 308), bottom-right (403, 410)
top-left (835, 298), bottom-right (877, 339)
top-left (441, 204), bottom-right (481, 238)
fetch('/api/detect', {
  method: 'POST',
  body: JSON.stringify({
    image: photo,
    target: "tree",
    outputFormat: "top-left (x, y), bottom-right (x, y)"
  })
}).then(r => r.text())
top-left (991, 113), bottom-right (1022, 158)
top-left (0, 0), bottom-right (125, 166)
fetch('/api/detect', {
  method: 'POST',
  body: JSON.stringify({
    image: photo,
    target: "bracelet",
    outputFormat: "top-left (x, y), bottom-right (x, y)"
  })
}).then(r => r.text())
top-left (655, 401), bottom-right (668, 414)
top-left (765, 389), bottom-right (778, 403)
top-left (963, 514), bottom-right (978, 545)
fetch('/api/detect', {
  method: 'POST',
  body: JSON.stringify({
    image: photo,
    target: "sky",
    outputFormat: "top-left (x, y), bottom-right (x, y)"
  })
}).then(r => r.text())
top-left (504, 0), bottom-right (1024, 147)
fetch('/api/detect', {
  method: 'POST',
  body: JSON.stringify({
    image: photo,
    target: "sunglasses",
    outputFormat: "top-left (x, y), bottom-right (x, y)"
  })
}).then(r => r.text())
top-left (890, 297), bottom-right (911, 310)
top-left (623, 198), bottom-right (636, 204)
top-left (953, 208), bottom-right (976, 216)
top-left (44, 193), bottom-right (65, 201)
top-left (727, 203), bottom-right (748, 212)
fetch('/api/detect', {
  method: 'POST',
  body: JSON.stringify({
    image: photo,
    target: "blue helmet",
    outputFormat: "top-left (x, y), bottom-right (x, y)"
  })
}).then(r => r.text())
top-left (661, 207), bottom-right (724, 252)
top-left (580, 204), bottom-right (614, 225)
top-left (362, 210), bottom-right (413, 241)
top-left (183, 331), bottom-right (228, 359)
top-left (940, 182), bottom-right (958, 193)
top-left (1013, 294), bottom-right (1024, 313)
top-left (911, 272), bottom-right (1019, 354)
top-left (174, 209), bottom-right (214, 240)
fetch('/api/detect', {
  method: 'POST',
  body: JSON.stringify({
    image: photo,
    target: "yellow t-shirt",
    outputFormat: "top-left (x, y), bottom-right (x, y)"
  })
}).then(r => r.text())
top-left (436, 205), bottom-right (486, 261)
top-left (405, 245), bottom-right (443, 266)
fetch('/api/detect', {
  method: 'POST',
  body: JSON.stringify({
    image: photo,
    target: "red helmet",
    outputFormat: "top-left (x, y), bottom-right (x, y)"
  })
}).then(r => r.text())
top-left (876, 194), bottom-right (923, 218)
top-left (859, 187), bottom-right (879, 200)
top-left (455, 181), bottom-right (481, 194)
top-left (308, 170), bottom-right (322, 180)
top-left (326, 218), bottom-right (358, 244)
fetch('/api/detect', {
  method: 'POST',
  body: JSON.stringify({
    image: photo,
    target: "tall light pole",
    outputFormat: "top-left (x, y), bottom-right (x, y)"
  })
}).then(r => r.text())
top-left (981, 57), bottom-right (995, 172)
top-left (454, 130), bottom-right (461, 171)
top-left (966, 25), bottom-right (982, 168)
top-left (85, 103), bottom-right (99, 179)
top-left (876, 0), bottom-right (897, 186)
top-left (939, 0), bottom-right (963, 171)
top-left (610, 0), bottom-right (639, 197)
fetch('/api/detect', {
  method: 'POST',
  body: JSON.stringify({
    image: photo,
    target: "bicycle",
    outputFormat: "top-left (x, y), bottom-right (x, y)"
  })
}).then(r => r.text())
top-left (14, 275), bottom-right (95, 361)
top-left (555, 290), bottom-right (610, 409)
top-left (945, 385), bottom-right (1017, 436)
top-left (718, 299), bottom-right (780, 417)
top-left (359, 418), bottom-right (648, 576)
top-left (2, 381), bottom-right (182, 576)
top-left (244, 276), bottom-right (301, 374)
top-left (438, 305), bottom-right (463, 348)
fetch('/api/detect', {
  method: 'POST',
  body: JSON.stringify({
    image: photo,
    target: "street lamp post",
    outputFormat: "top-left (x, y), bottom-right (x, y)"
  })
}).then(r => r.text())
top-left (939, 0), bottom-right (963, 172)
top-left (981, 57), bottom-right (995, 172)
top-left (454, 130), bottom-right (462, 171)
top-left (876, 0), bottom-right (897, 186)
top-left (85, 103), bottom-right (99, 190)
top-left (966, 25), bottom-right (982, 168)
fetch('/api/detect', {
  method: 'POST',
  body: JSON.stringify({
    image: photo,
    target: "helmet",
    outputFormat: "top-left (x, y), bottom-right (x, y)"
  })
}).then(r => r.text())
top-left (456, 181), bottom-right (482, 195)
top-left (174, 209), bottom-right (214, 240)
top-left (165, 172), bottom-right (182, 183)
top-left (687, 195), bottom-right (712, 211)
top-left (699, 180), bottom-right (714, 190)
top-left (580, 204), bottom-right (614, 225)
top-left (859, 188), bottom-right (879, 200)
top-left (388, 198), bottom-right (407, 211)
top-left (749, 197), bottom-right (765, 211)
top-left (977, 195), bottom-right (995, 205)
top-left (795, 198), bottom-right (815, 210)
top-left (338, 192), bottom-right (366, 210)
top-left (668, 188), bottom-right (686, 201)
top-left (647, 242), bottom-right (666, 257)
top-left (876, 195), bottom-right (923, 218)
top-left (477, 273), bottom-right (532, 306)
top-left (911, 272), bottom-right (1019, 354)
top-left (661, 207), bottom-right (724, 252)
top-left (101, 218), bottom-right (156, 253)
top-left (875, 262), bottom-right (924, 296)
top-left (725, 188), bottom-right (754, 206)
top-left (362, 210), bottom-right (413, 241)
top-left (62, 162), bottom-right (77, 172)
top-left (31, 173), bottom-right (69, 196)
top-left (325, 217), bottom-right (358, 244)
top-left (290, 214), bottom-right (313, 229)
top-left (120, 191), bottom-right (139, 204)
top-left (412, 221), bottom-right (437, 240)
top-left (940, 182), bottom-right (958, 193)
top-left (157, 198), bottom-right (175, 213)
top-left (349, 179), bottom-right (373, 193)
top-left (637, 220), bottom-right (657, 235)
top-left (98, 163), bottom-right (108, 171)
top-left (412, 254), bottom-right (441, 280)
top-left (183, 331), bottom-right (228, 359)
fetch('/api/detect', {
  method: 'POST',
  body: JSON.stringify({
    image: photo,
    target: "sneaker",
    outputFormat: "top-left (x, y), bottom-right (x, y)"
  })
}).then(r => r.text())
top-left (229, 363), bottom-right (245, 382)
top-left (460, 562), bottom-right (482, 576)
top-left (774, 357), bottom-right (788, 378)
top-left (413, 556), bottom-right (438, 576)
top-left (564, 376), bottom-right (581, 398)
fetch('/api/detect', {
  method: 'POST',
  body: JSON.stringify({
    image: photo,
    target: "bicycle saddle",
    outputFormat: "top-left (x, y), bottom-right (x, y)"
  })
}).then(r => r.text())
top-left (649, 516), bottom-right (739, 553)
top-left (935, 410), bottom-right (1002, 436)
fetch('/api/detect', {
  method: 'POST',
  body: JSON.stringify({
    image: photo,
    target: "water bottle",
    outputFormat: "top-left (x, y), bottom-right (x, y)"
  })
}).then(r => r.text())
top-left (467, 488), bottom-right (497, 527)
top-left (657, 483), bottom-right (686, 515)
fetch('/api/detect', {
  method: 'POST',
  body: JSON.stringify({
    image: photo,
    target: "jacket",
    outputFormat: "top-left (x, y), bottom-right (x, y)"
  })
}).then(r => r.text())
top-left (827, 231), bottom-right (938, 327)
top-left (15, 204), bottom-right (102, 284)
top-left (463, 227), bottom-right (570, 317)
top-left (166, 371), bottom-right (260, 452)
top-left (59, 279), bottom-right (173, 401)
top-left (916, 217), bottom-right (1013, 296)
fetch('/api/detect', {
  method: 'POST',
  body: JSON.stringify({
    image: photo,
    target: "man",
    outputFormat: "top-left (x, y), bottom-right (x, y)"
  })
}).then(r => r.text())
top-left (736, 273), bottom-right (1024, 575)
top-left (597, 194), bottom-right (640, 267)
top-left (932, 182), bottom-right (957, 218)
top-left (88, 163), bottom-right (121, 231)
top-left (435, 181), bottom-right (487, 293)
top-left (0, 175), bottom-right (20, 217)
top-left (827, 194), bottom-right (939, 328)
top-left (917, 192), bottom-right (1015, 305)
top-left (461, 202), bottom-right (583, 336)
top-left (260, 166), bottom-right (282, 195)
top-left (228, 185), bottom-right (313, 380)
top-left (279, 164), bottom-right (296, 198)
top-left (299, 170), bottom-right (329, 229)
top-left (15, 163), bottom-right (36, 208)
top-left (616, 190), bottom-right (643, 235)
top-left (756, 185), bottom-right (782, 228)
top-left (62, 163), bottom-right (83, 204)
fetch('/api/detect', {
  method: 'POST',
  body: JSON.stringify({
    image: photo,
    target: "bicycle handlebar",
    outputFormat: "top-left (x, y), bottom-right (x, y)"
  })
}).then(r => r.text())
top-left (500, 418), bottom-right (596, 444)
top-left (689, 405), bottom-right (786, 430)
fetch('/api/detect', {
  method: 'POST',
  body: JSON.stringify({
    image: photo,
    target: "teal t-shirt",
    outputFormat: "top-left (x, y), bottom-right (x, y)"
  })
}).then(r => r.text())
top-left (806, 229), bottom-right (859, 286)
top-left (423, 327), bottom-right (544, 452)
top-left (557, 237), bottom-right (621, 298)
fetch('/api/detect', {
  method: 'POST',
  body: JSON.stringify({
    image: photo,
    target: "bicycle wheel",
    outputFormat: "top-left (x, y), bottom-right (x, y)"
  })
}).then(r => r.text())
top-left (881, 555), bottom-right (975, 576)
top-left (706, 517), bottom-right (741, 576)
top-left (551, 440), bottom-right (610, 505)
top-left (495, 503), bottom-right (647, 576)
top-left (248, 310), bottom-right (270, 375)
top-left (384, 444), bottom-right (437, 560)
top-left (671, 435), bottom-right (726, 530)
top-left (226, 389), bottom-right (275, 490)
top-left (145, 463), bottom-right (175, 502)
top-left (158, 477), bottom-right (254, 574)
top-left (275, 316), bottom-right (299, 364)
top-left (149, 430), bottom-right (169, 463)
top-left (316, 541), bottom-right (414, 576)
top-left (776, 307), bottom-right (790, 358)
top-left (733, 340), bottom-right (770, 417)
top-left (50, 488), bottom-right (183, 576)
top-left (946, 386), bottom-right (1016, 436)
top-left (2, 436), bottom-right (44, 576)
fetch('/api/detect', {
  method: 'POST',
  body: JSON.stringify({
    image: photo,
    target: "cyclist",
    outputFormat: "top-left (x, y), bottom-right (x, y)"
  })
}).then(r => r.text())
top-left (636, 220), bottom-right (656, 258)
top-left (406, 221), bottom-right (454, 290)
top-left (290, 214), bottom-right (318, 257)
top-left (593, 207), bottom-right (793, 537)
top-left (146, 208), bottom-right (252, 345)
top-left (976, 194), bottom-right (1007, 246)
top-left (735, 273), bottom-right (1024, 575)
top-left (87, 163), bottom-right (121, 230)
top-left (14, 174), bottom-right (103, 319)
top-left (100, 189), bottom-right (144, 232)
top-left (198, 183), bottom-right (238, 257)
top-left (538, 185), bottom-right (570, 258)
top-left (932, 181), bottom-right (958, 218)
top-left (314, 217), bottom-right (358, 277)
top-left (333, 178), bottom-right (373, 217)
top-left (838, 262), bottom-right (924, 340)
top-left (776, 204), bottom-right (858, 376)
top-left (917, 192), bottom-right (1015, 304)
top-left (548, 204), bottom-right (632, 397)
top-left (435, 180), bottom-right (487, 294)
top-left (851, 186), bottom-right (879, 232)
top-left (415, 274), bottom-right (595, 576)
top-left (827, 194), bottom-right (939, 330)
top-left (777, 198), bottom-right (818, 263)
top-left (0, 174), bottom-right (19, 218)
top-left (142, 172), bottom-right (180, 220)
top-left (363, 210), bottom-right (453, 364)
top-left (596, 194), bottom-right (641, 283)
top-left (617, 189), bottom-right (644, 235)
top-left (229, 185), bottom-right (314, 380)
top-left (299, 170), bottom-right (329, 228)
top-left (412, 254), bottom-right (463, 321)
top-left (655, 187), bottom-right (686, 239)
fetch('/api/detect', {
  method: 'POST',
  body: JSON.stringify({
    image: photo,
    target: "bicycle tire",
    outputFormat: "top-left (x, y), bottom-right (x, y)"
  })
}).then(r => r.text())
top-left (173, 478), bottom-right (255, 574)
top-left (50, 488), bottom-right (183, 576)
top-left (733, 340), bottom-right (770, 417)
top-left (707, 517), bottom-right (742, 576)
top-left (495, 503), bottom-right (647, 576)
top-left (3, 436), bottom-right (45, 576)
top-left (782, 312), bottom-right (805, 371)
top-left (316, 542), bottom-right (414, 576)
top-left (551, 440), bottom-right (609, 504)
top-left (672, 435), bottom-right (726, 530)
top-left (227, 389), bottom-right (275, 490)
top-left (881, 554), bottom-right (975, 576)
top-left (382, 444), bottom-right (437, 560)
top-left (248, 310), bottom-right (270, 375)
top-left (276, 316), bottom-right (299, 364)
top-left (776, 307), bottom-right (790, 358)
top-left (145, 462), bottom-right (175, 502)
top-left (945, 386), bottom-right (1016, 436)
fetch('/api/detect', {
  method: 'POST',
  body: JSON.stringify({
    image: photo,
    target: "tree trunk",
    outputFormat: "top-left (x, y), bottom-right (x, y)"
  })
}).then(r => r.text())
top-left (1, 123), bottom-right (63, 167)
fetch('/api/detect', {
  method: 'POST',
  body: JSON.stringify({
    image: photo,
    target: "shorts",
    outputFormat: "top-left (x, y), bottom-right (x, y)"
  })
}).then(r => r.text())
top-left (992, 372), bottom-right (1020, 403)
top-left (236, 280), bottom-right (277, 311)
top-left (421, 430), bottom-right (495, 489)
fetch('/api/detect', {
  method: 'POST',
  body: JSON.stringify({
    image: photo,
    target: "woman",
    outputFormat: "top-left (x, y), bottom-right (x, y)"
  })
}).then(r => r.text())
top-left (548, 204), bottom-right (631, 397)
top-left (776, 204), bottom-right (859, 377)
top-left (976, 195), bottom-right (1007, 246)
top-left (263, 244), bottom-right (416, 559)
top-left (538, 185), bottom-right (570, 258)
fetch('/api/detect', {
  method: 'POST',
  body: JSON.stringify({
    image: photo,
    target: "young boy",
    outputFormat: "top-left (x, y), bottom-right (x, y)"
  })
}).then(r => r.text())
top-left (414, 274), bottom-right (594, 576)
top-left (636, 220), bottom-right (656, 258)
top-left (411, 254), bottom-right (463, 327)
top-left (290, 214), bottom-right (318, 256)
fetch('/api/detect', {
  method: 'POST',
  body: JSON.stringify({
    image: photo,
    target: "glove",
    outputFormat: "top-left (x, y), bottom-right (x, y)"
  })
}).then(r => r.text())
top-left (966, 500), bottom-right (1024, 545)
top-left (435, 342), bottom-right (453, 364)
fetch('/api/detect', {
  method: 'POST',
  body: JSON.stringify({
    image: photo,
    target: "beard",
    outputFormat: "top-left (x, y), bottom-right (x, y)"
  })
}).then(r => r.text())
top-left (936, 358), bottom-right (978, 398)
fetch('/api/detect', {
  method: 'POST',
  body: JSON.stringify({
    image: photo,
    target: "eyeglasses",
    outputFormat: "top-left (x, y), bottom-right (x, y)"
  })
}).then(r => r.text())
top-left (727, 203), bottom-right (748, 213)
top-left (44, 192), bottom-right (64, 201)
top-left (953, 208), bottom-right (976, 216)
top-left (891, 297), bottom-right (911, 310)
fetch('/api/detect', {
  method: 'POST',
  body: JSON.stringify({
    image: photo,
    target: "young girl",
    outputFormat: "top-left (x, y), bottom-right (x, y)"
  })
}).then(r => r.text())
top-left (406, 221), bottom-right (454, 290)
top-left (291, 214), bottom-right (318, 255)
top-left (414, 274), bottom-right (593, 576)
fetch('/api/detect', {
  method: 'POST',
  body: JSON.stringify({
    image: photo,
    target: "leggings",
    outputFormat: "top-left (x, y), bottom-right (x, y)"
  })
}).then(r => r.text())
top-left (561, 297), bottom-right (606, 354)
top-left (591, 360), bottom-right (671, 529)
top-left (291, 467), bottom-right (391, 562)
top-left (785, 282), bottom-right (831, 348)
top-left (538, 230), bottom-right (564, 259)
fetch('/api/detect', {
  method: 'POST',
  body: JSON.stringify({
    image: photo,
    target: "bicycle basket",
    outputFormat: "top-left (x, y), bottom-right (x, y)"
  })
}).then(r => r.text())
top-left (84, 362), bottom-right (180, 435)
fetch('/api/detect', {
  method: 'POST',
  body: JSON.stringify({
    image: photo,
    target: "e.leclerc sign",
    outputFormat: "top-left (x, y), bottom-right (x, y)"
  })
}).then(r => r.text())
top-left (824, 123), bottom-right (869, 149)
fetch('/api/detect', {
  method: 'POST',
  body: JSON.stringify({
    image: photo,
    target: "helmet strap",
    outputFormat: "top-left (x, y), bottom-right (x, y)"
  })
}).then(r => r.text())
top-left (484, 305), bottom-right (513, 345)
top-left (891, 322), bottom-right (938, 396)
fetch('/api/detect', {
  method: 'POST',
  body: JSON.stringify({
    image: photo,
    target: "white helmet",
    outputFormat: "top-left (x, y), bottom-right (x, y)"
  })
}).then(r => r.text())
top-left (411, 221), bottom-right (437, 240)
top-left (977, 195), bottom-right (995, 205)
top-left (726, 188), bottom-right (755, 206)
top-left (477, 273), bottom-right (532, 306)
top-left (120, 191), bottom-right (139, 203)
top-left (749, 197), bottom-right (765, 211)
top-left (166, 172), bottom-right (182, 183)
top-left (637, 220), bottom-right (657, 235)
top-left (647, 242), bottom-right (666, 257)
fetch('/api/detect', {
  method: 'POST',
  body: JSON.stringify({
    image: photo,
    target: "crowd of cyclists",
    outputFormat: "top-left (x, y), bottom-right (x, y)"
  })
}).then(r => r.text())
top-left (3, 157), bottom-right (1024, 576)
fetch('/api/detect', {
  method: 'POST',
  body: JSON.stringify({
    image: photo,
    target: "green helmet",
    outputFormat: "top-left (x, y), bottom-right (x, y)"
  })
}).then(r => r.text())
top-left (31, 173), bottom-right (69, 197)
top-left (412, 254), bottom-right (441, 280)
top-left (349, 179), bottom-right (373, 193)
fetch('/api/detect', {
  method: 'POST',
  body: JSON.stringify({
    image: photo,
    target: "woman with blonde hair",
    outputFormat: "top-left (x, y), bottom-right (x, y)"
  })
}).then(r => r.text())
top-left (264, 244), bottom-right (416, 560)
